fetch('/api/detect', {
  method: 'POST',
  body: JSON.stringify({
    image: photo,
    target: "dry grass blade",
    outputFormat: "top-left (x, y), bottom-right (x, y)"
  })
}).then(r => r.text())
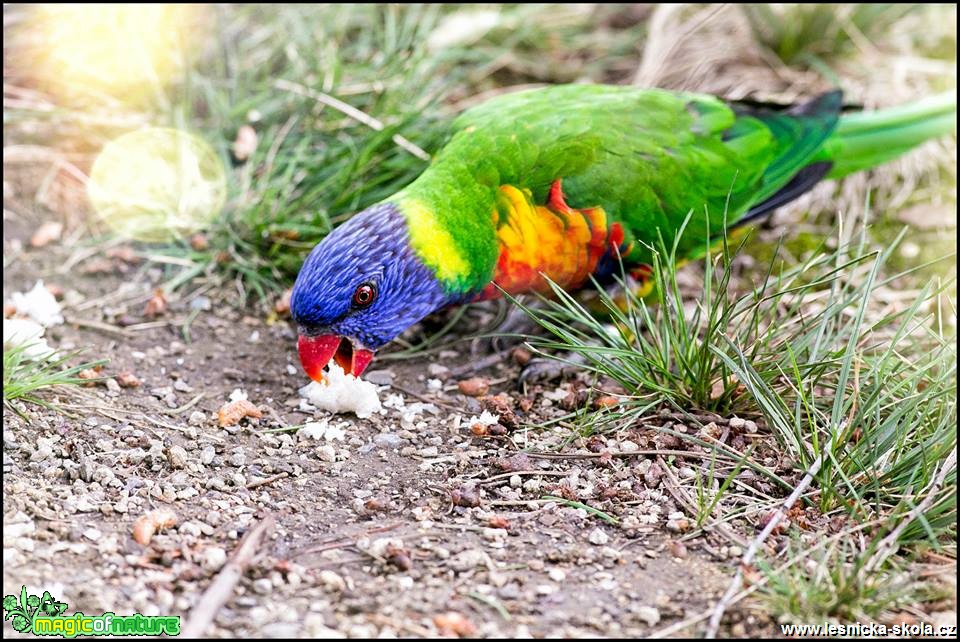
top-left (705, 450), bottom-right (827, 638)
top-left (273, 78), bottom-right (431, 161)
top-left (864, 448), bottom-right (958, 573)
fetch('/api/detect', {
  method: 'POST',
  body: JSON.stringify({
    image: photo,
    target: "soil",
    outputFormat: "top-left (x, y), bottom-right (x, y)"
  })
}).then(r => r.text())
top-left (2, 223), bottom-right (776, 638)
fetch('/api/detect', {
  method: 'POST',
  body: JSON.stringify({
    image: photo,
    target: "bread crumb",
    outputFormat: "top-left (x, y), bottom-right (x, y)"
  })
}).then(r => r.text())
top-left (299, 364), bottom-right (382, 419)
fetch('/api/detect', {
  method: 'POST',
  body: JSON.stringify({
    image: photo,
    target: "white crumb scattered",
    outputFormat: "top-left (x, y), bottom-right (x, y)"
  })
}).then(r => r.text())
top-left (382, 393), bottom-right (406, 409)
top-left (3, 318), bottom-right (54, 359)
top-left (466, 410), bottom-right (500, 427)
top-left (299, 419), bottom-right (348, 441)
top-left (299, 420), bottom-right (327, 440)
top-left (228, 388), bottom-right (248, 402)
top-left (323, 424), bottom-right (347, 441)
top-left (400, 402), bottom-right (439, 423)
top-left (299, 363), bottom-right (382, 419)
top-left (426, 378), bottom-right (443, 392)
top-left (10, 280), bottom-right (63, 327)
top-left (378, 392), bottom-right (439, 428)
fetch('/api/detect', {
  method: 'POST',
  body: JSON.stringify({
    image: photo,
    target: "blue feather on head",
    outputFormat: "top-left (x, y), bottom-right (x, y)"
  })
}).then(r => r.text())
top-left (291, 202), bottom-right (453, 380)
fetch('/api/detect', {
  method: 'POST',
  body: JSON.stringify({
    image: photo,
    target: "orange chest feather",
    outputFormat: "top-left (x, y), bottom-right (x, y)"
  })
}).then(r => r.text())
top-left (476, 180), bottom-right (628, 300)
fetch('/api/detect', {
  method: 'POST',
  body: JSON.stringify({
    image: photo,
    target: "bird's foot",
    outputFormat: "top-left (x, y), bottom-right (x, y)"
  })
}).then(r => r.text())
top-left (517, 354), bottom-right (586, 388)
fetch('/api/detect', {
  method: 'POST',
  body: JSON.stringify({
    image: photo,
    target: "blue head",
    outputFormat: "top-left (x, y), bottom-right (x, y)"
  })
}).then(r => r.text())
top-left (291, 202), bottom-right (453, 380)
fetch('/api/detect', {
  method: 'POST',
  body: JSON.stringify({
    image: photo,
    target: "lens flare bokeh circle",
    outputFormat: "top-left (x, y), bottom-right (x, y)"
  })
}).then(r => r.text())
top-left (88, 128), bottom-right (226, 243)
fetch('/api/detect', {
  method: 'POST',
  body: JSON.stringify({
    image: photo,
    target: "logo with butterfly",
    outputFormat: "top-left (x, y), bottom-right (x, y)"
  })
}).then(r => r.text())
top-left (3, 586), bottom-right (180, 637)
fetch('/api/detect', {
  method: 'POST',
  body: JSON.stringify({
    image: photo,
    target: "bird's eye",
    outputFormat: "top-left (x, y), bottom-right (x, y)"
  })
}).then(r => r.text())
top-left (352, 283), bottom-right (377, 308)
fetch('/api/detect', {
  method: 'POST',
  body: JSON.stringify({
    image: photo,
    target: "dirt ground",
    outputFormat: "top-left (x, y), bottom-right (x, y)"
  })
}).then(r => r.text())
top-left (2, 217), bottom-right (794, 637)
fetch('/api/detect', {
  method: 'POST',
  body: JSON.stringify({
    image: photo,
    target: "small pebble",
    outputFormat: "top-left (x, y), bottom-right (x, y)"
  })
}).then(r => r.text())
top-left (588, 528), bottom-right (609, 546)
top-left (166, 445), bottom-right (189, 470)
top-left (637, 606), bottom-right (661, 627)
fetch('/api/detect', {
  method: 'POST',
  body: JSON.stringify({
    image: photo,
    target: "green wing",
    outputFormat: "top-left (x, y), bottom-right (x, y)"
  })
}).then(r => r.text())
top-left (448, 84), bottom-right (841, 264)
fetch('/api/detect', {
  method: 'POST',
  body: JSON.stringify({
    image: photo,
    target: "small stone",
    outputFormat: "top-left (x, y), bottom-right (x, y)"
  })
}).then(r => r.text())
top-left (373, 432), bottom-right (403, 449)
top-left (188, 410), bottom-right (207, 426)
top-left (457, 377), bottom-right (490, 397)
top-left (318, 570), bottom-right (346, 591)
top-left (364, 369), bottom-right (395, 386)
top-left (637, 606), bottom-right (661, 626)
top-left (728, 416), bottom-right (746, 429)
top-left (588, 528), bottom-right (609, 546)
top-left (30, 445), bottom-right (53, 461)
top-left (166, 445), bottom-right (189, 469)
top-left (304, 615), bottom-right (344, 638)
top-left (427, 363), bottom-right (449, 377)
top-left (316, 445), bottom-right (337, 463)
top-left (510, 346), bottom-right (532, 365)
top-left (548, 568), bottom-right (566, 582)
top-left (252, 578), bottom-right (272, 595)
top-left (117, 371), bottom-right (142, 388)
top-left (448, 549), bottom-right (488, 572)
top-left (179, 521), bottom-right (202, 537)
top-left (78, 461), bottom-right (95, 482)
top-left (433, 612), bottom-right (476, 638)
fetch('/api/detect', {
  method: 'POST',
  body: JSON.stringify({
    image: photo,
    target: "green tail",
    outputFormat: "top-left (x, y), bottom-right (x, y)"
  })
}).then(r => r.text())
top-left (818, 91), bottom-right (957, 179)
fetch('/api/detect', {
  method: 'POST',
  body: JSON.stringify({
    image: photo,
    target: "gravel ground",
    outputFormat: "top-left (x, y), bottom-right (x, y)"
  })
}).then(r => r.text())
top-left (2, 231), bottom-right (787, 638)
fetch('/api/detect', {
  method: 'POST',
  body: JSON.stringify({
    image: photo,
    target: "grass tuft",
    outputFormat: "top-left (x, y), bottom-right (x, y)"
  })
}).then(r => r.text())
top-left (3, 344), bottom-right (108, 413)
top-left (514, 203), bottom-right (956, 623)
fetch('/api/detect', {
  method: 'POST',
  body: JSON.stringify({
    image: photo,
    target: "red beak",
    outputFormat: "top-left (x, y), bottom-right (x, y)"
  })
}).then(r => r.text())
top-left (298, 334), bottom-right (375, 382)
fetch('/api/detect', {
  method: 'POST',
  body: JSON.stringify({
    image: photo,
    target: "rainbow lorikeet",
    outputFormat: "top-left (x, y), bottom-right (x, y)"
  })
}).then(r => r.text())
top-left (290, 84), bottom-right (956, 381)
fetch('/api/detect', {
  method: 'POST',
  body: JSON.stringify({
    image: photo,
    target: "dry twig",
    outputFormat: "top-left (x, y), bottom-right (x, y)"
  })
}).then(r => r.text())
top-left (181, 516), bottom-right (275, 638)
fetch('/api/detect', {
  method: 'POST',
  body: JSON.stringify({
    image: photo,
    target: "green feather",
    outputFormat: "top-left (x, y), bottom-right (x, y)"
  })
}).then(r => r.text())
top-left (390, 84), bottom-right (956, 292)
top-left (818, 91), bottom-right (957, 177)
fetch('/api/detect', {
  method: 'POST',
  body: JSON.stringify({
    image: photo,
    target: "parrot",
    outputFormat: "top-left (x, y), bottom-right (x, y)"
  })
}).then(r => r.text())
top-left (290, 84), bottom-right (957, 382)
